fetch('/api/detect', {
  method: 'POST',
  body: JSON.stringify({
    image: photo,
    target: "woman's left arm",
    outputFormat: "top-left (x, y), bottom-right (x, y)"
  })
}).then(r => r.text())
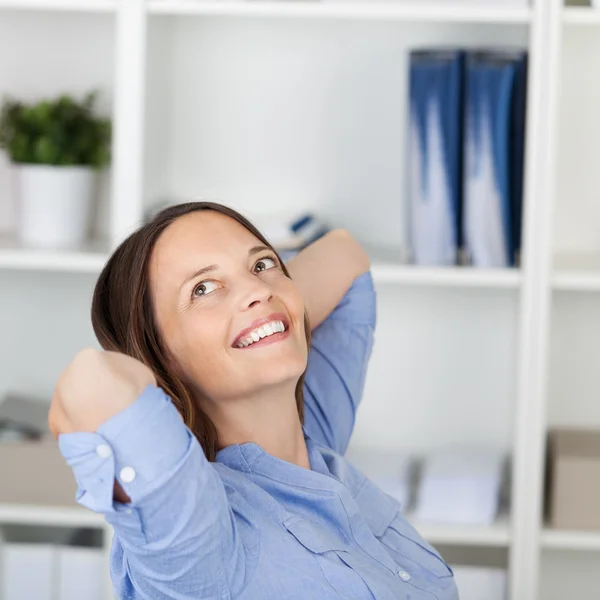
top-left (286, 229), bottom-right (371, 329)
top-left (286, 230), bottom-right (376, 455)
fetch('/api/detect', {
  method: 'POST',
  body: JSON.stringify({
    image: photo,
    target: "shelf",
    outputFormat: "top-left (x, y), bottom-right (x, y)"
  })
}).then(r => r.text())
top-left (563, 7), bottom-right (600, 26)
top-left (0, 503), bottom-right (105, 528)
top-left (406, 512), bottom-right (511, 548)
top-left (0, 240), bottom-right (522, 288)
top-left (0, 235), bottom-right (109, 273)
top-left (371, 263), bottom-right (521, 288)
top-left (369, 247), bottom-right (521, 288)
top-left (149, 1), bottom-right (532, 24)
top-left (542, 527), bottom-right (600, 552)
top-left (0, 0), bottom-right (116, 11)
top-left (552, 253), bottom-right (600, 292)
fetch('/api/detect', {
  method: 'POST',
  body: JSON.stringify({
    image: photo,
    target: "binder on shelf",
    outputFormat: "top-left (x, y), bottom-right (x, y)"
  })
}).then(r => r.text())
top-left (408, 49), bottom-right (464, 267)
top-left (463, 50), bottom-right (528, 268)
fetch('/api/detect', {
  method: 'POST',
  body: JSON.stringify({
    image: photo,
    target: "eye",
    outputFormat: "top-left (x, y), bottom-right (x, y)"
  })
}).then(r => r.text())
top-left (254, 256), bottom-right (278, 273)
top-left (192, 280), bottom-right (219, 298)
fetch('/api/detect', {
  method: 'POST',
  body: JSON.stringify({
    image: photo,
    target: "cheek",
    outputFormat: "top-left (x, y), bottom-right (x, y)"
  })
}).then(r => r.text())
top-left (285, 284), bottom-right (308, 346)
top-left (168, 313), bottom-right (230, 391)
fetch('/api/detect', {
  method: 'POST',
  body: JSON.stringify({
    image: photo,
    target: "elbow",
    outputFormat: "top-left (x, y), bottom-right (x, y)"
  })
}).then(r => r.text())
top-left (327, 229), bottom-right (371, 276)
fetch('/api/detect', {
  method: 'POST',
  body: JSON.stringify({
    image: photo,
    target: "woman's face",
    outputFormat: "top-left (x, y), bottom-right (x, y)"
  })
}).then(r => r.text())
top-left (149, 210), bottom-right (308, 402)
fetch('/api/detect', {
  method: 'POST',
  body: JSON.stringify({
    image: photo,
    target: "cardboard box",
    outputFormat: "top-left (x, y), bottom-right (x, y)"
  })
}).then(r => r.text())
top-left (0, 438), bottom-right (78, 507)
top-left (547, 428), bottom-right (600, 530)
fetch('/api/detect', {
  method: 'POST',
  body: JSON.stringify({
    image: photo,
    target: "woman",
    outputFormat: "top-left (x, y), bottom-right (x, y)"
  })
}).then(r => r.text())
top-left (50, 202), bottom-right (458, 600)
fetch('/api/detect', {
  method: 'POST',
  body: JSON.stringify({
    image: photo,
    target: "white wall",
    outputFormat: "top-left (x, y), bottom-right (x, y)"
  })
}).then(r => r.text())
top-left (355, 287), bottom-right (518, 453)
top-left (0, 271), bottom-right (99, 399)
top-left (554, 26), bottom-right (600, 258)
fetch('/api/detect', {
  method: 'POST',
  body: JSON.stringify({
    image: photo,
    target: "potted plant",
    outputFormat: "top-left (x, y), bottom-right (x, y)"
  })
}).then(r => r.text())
top-left (0, 91), bottom-right (111, 249)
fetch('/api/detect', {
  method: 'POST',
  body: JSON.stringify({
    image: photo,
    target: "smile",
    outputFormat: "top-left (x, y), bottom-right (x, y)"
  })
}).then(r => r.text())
top-left (233, 316), bottom-right (290, 349)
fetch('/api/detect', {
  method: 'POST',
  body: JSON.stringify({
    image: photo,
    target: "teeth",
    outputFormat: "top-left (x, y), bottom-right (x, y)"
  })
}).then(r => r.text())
top-left (236, 320), bottom-right (286, 348)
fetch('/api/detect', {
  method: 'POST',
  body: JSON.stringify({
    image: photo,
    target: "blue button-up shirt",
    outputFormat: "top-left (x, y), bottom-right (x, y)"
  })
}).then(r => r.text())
top-left (59, 272), bottom-right (459, 600)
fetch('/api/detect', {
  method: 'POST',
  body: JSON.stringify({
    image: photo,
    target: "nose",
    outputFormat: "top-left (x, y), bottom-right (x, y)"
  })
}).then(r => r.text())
top-left (238, 273), bottom-right (273, 311)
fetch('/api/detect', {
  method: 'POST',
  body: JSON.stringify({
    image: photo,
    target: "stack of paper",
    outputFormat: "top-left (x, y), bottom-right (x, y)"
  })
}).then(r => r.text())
top-left (451, 565), bottom-right (507, 600)
top-left (344, 446), bottom-right (415, 509)
top-left (415, 446), bottom-right (505, 525)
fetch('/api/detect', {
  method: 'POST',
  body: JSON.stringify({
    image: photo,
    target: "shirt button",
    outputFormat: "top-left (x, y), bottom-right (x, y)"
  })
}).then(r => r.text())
top-left (96, 444), bottom-right (112, 459)
top-left (398, 570), bottom-right (411, 582)
top-left (119, 466), bottom-right (136, 483)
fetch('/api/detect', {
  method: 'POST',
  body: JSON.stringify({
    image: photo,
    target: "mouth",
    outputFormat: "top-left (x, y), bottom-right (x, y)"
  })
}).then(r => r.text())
top-left (232, 313), bottom-right (290, 349)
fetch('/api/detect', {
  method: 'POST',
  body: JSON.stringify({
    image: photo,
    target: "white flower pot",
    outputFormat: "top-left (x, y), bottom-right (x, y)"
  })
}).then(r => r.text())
top-left (17, 165), bottom-right (95, 249)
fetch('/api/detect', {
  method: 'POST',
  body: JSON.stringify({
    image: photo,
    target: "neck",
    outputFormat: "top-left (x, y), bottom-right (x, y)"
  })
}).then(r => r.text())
top-left (206, 381), bottom-right (310, 470)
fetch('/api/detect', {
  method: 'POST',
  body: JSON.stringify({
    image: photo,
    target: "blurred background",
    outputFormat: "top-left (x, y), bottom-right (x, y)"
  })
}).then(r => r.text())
top-left (1, 0), bottom-right (599, 599)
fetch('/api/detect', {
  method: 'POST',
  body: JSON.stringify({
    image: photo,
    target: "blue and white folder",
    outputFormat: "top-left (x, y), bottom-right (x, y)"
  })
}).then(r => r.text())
top-left (463, 50), bottom-right (527, 268)
top-left (408, 50), bottom-right (464, 266)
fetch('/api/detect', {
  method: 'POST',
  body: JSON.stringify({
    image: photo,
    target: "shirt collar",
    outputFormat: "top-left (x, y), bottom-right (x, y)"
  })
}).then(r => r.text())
top-left (214, 425), bottom-right (331, 478)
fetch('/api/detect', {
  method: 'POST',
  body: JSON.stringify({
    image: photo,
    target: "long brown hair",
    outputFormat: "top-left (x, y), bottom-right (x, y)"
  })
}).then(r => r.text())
top-left (91, 201), bottom-right (310, 461)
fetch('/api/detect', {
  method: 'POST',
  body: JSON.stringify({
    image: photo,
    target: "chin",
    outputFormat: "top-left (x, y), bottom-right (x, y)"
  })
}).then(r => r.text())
top-left (253, 356), bottom-right (307, 389)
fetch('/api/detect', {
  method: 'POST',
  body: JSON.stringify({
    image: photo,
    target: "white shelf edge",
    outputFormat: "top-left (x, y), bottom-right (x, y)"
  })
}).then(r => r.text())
top-left (0, 0), bottom-right (116, 11)
top-left (148, 1), bottom-right (531, 24)
top-left (372, 264), bottom-right (521, 288)
top-left (406, 512), bottom-right (511, 547)
top-left (0, 250), bottom-right (108, 273)
top-left (542, 527), bottom-right (600, 552)
top-left (552, 273), bottom-right (600, 292)
top-left (563, 7), bottom-right (600, 26)
top-left (0, 503), bottom-right (105, 528)
top-left (551, 253), bottom-right (600, 291)
top-left (0, 250), bottom-right (521, 288)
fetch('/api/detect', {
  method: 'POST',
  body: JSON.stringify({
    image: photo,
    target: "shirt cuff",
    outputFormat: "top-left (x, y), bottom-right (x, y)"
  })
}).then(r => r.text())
top-left (58, 384), bottom-right (191, 513)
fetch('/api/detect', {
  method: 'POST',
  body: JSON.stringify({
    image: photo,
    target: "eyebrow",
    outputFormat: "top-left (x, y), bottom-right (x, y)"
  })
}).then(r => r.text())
top-left (180, 245), bottom-right (272, 290)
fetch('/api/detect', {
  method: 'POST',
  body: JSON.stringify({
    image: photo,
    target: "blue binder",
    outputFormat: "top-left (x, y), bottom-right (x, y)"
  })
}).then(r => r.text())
top-left (463, 50), bottom-right (527, 268)
top-left (408, 50), bottom-right (464, 266)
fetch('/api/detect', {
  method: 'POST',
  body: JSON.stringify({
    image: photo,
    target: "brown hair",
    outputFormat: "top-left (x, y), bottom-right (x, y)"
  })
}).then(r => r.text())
top-left (91, 201), bottom-right (310, 461)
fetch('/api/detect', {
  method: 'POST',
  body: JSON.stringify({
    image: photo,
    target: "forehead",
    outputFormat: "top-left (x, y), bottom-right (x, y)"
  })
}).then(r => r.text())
top-left (150, 210), bottom-right (262, 282)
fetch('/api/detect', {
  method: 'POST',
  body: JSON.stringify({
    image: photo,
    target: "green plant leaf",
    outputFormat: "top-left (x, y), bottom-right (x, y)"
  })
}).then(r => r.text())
top-left (0, 91), bottom-right (111, 167)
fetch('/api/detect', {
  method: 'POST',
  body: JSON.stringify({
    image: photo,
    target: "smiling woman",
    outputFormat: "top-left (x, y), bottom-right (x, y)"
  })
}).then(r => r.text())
top-left (48, 201), bottom-right (459, 600)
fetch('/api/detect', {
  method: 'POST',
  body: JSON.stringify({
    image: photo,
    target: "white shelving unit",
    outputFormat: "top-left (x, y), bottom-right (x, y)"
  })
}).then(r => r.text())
top-left (542, 527), bottom-right (600, 552)
top-left (0, 235), bottom-right (109, 273)
top-left (408, 511), bottom-right (512, 548)
top-left (148, 0), bottom-right (532, 23)
top-left (0, 0), bottom-right (116, 10)
top-left (0, 503), bottom-right (104, 528)
top-left (2, 1), bottom-right (599, 599)
top-left (0, 237), bottom-right (520, 287)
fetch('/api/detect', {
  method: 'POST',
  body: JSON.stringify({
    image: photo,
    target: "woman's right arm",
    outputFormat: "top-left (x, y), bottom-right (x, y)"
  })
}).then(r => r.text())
top-left (50, 349), bottom-right (245, 600)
